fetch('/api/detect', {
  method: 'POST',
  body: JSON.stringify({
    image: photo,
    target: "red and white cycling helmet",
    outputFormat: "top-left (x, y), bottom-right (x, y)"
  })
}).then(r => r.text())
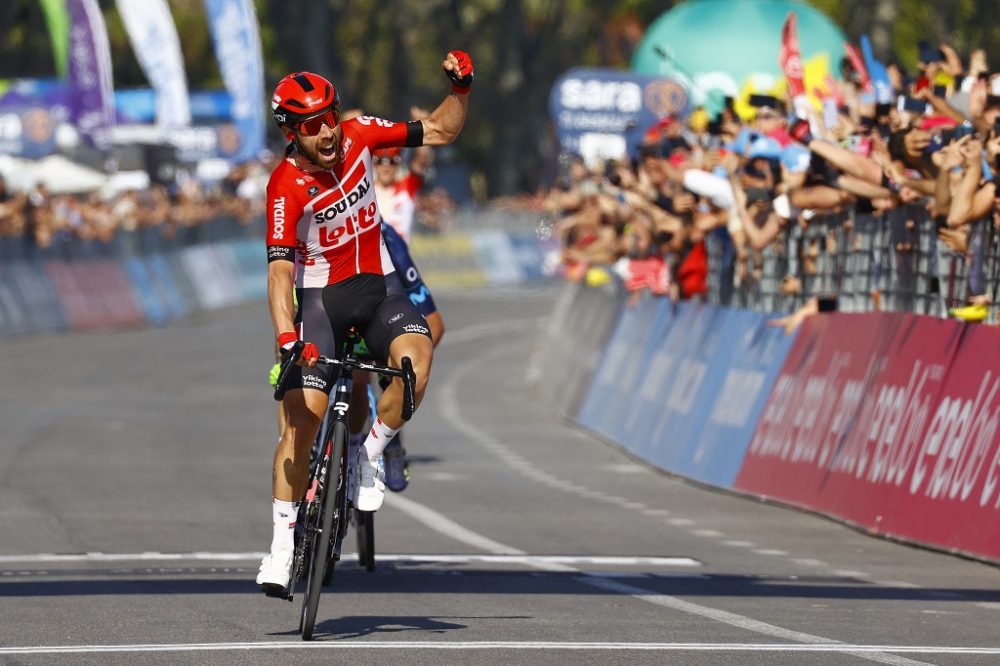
top-left (271, 72), bottom-right (340, 128)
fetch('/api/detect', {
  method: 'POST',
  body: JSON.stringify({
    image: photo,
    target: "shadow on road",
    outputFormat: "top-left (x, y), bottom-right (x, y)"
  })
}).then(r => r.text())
top-left (2, 567), bottom-right (1000, 604)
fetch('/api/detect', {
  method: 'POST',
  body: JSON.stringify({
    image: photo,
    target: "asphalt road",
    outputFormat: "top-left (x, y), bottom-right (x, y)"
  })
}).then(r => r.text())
top-left (2, 285), bottom-right (1000, 666)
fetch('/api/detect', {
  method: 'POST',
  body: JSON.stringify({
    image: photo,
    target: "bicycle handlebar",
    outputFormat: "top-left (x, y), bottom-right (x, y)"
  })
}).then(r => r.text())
top-left (273, 346), bottom-right (417, 422)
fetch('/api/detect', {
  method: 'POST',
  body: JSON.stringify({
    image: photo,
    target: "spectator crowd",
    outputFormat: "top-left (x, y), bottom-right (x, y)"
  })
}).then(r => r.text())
top-left (546, 42), bottom-right (1000, 325)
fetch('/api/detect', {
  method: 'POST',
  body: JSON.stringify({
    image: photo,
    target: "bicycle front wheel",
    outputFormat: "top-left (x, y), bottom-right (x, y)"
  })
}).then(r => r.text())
top-left (300, 421), bottom-right (348, 641)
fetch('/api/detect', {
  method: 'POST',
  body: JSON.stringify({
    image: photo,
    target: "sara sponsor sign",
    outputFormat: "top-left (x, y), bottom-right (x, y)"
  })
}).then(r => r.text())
top-left (549, 68), bottom-right (689, 164)
top-left (735, 313), bottom-right (1000, 561)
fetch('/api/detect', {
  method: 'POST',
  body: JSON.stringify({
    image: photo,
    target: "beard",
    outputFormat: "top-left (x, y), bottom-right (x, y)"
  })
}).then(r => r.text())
top-left (294, 134), bottom-right (339, 170)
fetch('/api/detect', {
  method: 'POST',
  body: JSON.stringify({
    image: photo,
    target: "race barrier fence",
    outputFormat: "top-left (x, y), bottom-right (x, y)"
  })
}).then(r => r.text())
top-left (544, 278), bottom-right (1000, 563)
top-left (0, 219), bottom-right (553, 340)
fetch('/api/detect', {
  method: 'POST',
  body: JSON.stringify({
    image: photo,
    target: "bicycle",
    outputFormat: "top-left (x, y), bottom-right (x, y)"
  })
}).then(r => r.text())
top-left (272, 327), bottom-right (416, 641)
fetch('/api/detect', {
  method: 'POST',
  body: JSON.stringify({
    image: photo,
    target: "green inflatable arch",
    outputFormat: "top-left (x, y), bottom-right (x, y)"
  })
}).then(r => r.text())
top-left (631, 0), bottom-right (847, 112)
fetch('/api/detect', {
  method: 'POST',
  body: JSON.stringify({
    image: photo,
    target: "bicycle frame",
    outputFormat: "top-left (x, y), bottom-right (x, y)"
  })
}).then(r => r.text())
top-left (272, 329), bottom-right (416, 639)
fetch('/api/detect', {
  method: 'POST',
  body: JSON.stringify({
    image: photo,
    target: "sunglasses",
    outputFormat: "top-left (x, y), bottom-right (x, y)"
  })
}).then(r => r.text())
top-left (295, 108), bottom-right (338, 136)
top-left (374, 156), bottom-right (401, 166)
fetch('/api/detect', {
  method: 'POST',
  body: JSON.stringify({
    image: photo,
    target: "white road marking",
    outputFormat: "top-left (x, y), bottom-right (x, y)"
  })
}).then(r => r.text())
top-left (791, 558), bottom-right (828, 567)
top-left (722, 540), bottom-right (756, 548)
top-left (754, 549), bottom-right (789, 556)
top-left (3, 641), bottom-right (999, 656)
top-left (582, 577), bottom-right (931, 666)
top-left (692, 529), bottom-right (723, 538)
top-left (386, 493), bottom-right (524, 556)
top-left (438, 342), bottom-right (937, 666)
top-left (668, 518), bottom-right (694, 526)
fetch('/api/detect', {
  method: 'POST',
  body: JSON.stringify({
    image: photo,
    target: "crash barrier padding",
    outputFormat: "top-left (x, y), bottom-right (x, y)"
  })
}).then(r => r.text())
top-left (573, 291), bottom-right (796, 488)
top-left (549, 278), bottom-right (1000, 563)
top-left (0, 229), bottom-right (549, 339)
top-left (535, 279), bottom-right (626, 419)
top-left (408, 229), bottom-right (557, 289)
top-left (734, 312), bottom-right (1000, 563)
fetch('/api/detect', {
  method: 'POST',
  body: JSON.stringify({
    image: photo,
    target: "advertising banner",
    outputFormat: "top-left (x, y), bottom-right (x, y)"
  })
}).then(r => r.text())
top-left (124, 256), bottom-right (171, 325)
top-left (470, 230), bottom-right (524, 285)
top-left (45, 260), bottom-right (108, 329)
top-left (536, 280), bottom-right (626, 420)
top-left (577, 294), bottom-right (671, 441)
top-left (146, 253), bottom-right (190, 319)
top-left (549, 68), bottom-right (689, 164)
top-left (66, 0), bottom-right (114, 151)
top-left (4, 261), bottom-right (68, 333)
top-left (0, 107), bottom-right (58, 158)
top-left (115, 0), bottom-right (191, 127)
top-left (202, 0), bottom-right (266, 163)
top-left (734, 313), bottom-right (901, 502)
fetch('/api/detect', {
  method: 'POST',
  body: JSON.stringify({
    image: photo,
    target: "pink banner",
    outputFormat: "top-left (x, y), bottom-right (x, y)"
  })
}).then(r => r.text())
top-left (735, 312), bottom-right (1000, 561)
top-left (46, 260), bottom-right (143, 329)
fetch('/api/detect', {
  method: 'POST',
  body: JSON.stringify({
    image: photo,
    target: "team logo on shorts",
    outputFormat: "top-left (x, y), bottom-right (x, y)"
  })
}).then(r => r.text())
top-left (403, 323), bottom-right (429, 335)
top-left (308, 185), bottom-right (320, 196)
top-left (389, 313), bottom-right (404, 324)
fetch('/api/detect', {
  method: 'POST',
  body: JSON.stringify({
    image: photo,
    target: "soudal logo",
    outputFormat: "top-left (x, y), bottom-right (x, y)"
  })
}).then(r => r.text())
top-left (313, 178), bottom-right (371, 223)
top-left (272, 197), bottom-right (287, 239)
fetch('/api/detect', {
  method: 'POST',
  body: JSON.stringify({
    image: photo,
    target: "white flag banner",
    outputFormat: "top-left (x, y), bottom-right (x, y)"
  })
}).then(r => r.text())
top-left (115, 0), bottom-right (191, 127)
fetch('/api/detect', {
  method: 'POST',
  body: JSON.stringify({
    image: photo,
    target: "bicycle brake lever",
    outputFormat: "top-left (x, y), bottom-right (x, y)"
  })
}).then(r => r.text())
top-left (274, 341), bottom-right (304, 401)
top-left (400, 356), bottom-right (416, 421)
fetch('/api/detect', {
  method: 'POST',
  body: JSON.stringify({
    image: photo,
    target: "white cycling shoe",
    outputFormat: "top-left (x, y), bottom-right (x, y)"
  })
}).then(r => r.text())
top-left (256, 550), bottom-right (293, 595)
top-left (352, 452), bottom-right (385, 512)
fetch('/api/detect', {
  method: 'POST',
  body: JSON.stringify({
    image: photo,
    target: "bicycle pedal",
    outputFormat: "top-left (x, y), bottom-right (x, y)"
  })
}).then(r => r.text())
top-left (261, 583), bottom-right (291, 600)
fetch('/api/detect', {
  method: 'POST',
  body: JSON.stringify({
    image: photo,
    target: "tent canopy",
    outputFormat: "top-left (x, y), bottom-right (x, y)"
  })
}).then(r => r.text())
top-left (632, 0), bottom-right (847, 112)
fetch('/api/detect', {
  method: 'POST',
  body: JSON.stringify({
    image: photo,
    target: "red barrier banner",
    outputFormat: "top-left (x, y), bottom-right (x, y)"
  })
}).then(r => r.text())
top-left (87, 259), bottom-right (144, 327)
top-left (45, 261), bottom-right (108, 329)
top-left (45, 260), bottom-right (144, 330)
top-left (735, 312), bottom-right (1000, 561)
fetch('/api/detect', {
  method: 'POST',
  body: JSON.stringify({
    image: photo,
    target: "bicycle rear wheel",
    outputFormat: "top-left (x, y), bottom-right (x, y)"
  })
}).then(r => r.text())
top-left (300, 421), bottom-right (348, 641)
top-left (355, 509), bottom-right (375, 571)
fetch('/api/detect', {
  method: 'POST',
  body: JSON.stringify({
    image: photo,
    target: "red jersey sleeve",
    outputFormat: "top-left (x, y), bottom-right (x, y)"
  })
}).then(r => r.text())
top-left (350, 115), bottom-right (421, 151)
top-left (265, 166), bottom-right (303, 262)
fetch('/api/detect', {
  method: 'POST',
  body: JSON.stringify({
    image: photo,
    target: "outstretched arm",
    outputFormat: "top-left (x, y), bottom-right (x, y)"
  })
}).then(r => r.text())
top-left (422, 51), bottom-right (473, 146)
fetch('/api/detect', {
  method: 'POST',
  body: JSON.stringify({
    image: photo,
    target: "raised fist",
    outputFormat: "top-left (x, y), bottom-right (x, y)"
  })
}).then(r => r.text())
top-left (444, 50), bottom-right (474, 93)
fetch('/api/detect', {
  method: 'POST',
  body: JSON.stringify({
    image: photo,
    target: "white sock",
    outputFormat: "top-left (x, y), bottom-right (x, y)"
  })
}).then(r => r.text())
top-left (362, 417), bottom-right (399, 463)
top-left (270, 498), bottom-right (299, 554)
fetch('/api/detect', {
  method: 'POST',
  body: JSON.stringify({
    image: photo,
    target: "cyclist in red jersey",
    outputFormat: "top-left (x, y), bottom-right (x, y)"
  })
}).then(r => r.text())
top-left (257, 51), bottom-right (473, 595)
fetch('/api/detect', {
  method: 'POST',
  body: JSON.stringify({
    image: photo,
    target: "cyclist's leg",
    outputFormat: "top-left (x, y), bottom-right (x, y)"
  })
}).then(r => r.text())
top-left (364, 293), bottom-right (434, 432)
top-left (384, 223), bottom-right (445, 347)
top-left (258, 288), bottom-right (337, 592)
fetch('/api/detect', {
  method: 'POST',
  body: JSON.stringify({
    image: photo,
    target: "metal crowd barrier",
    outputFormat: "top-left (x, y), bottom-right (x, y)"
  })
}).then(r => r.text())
top-left (707, 207), bottom-right (997, 322)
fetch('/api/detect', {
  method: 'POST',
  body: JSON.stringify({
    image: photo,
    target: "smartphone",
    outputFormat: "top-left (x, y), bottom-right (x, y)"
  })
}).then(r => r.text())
top-left (897, 96), bottom-right (929, 114)
top-left (723, 96), bottom-right (735, 110)
top-left (979, 72), bottom-right (990, 83)
top-left (875, 103), bottom-right (892, 117)
top-left (933, 84), bottom-right (947, 97)
top-left (918, 40), bottom-right (942, 64)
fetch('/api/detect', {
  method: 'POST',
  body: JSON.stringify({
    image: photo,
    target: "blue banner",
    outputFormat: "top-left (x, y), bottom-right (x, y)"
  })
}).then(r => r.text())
top-left (203, 0), bottom-right (266, 162)
top-left (575, 299), bottom-right (797, 488)
top-left (0, 107), bottom-right (59, 158)
top-left (549, 67), bottom-right (690, 163)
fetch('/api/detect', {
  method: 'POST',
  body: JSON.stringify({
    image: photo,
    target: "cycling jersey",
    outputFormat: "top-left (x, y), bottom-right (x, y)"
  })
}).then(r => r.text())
top-left (380, 172), bottom-right (423, 243)
top-left (265, 116), bottom-right (422, 287)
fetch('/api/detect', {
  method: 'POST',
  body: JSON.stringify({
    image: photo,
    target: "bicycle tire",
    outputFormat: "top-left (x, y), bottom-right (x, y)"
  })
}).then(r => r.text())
top-left (355, 509), bottom-right (375, 571)
top-left (300, 421), bottom-right (347, 640)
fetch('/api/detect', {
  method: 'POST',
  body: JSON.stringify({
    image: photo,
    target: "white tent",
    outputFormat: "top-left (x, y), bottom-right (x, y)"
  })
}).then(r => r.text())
top-left (1, 155), bottom-right (109, 194)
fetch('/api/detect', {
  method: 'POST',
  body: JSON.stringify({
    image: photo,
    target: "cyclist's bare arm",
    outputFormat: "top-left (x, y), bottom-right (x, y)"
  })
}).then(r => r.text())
top-left (421, 52), bottom-right (472, 146)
